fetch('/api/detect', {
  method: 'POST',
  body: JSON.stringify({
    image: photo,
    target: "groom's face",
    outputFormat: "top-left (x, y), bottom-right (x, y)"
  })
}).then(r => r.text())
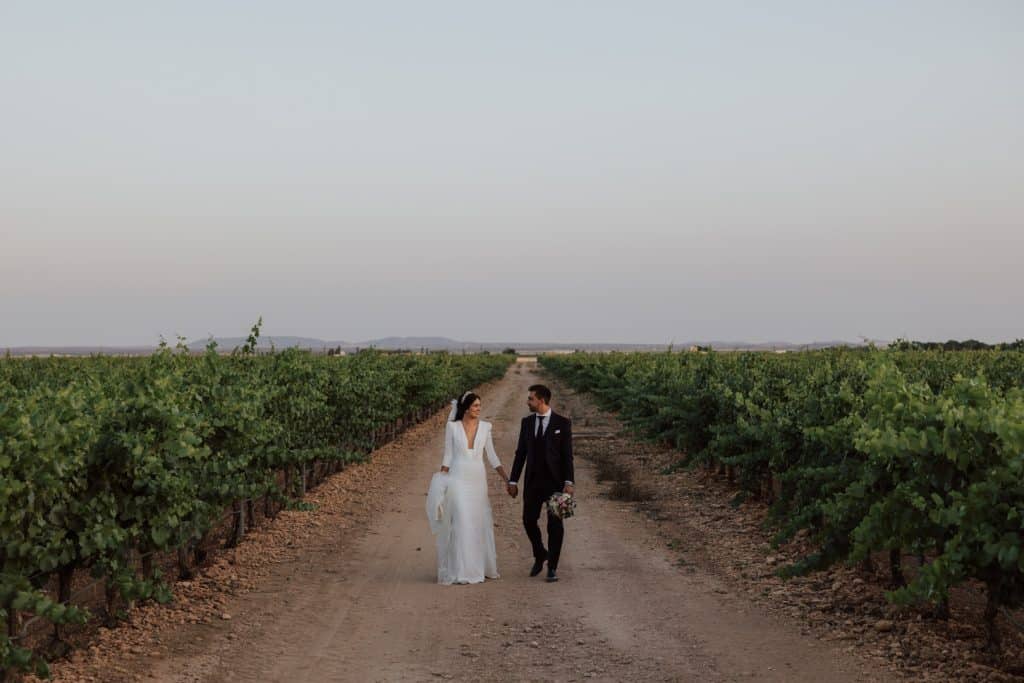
top-left (527, 391), bottom-right (546, 413)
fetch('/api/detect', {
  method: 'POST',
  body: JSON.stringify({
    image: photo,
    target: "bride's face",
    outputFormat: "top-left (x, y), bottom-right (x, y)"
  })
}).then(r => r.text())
top-left (467, 398), bottom-right (482, 419)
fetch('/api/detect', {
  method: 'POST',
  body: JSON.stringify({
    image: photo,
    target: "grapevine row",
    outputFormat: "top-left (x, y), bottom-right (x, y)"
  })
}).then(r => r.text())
top-left (0, 324), bottom-right (512, 677)
top-left (542, 348), bottom-right (1024, 649)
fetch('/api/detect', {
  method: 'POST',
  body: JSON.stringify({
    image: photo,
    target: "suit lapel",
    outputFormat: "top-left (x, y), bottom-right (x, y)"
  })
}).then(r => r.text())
top-left (544, 413), bottom-right (558, 442)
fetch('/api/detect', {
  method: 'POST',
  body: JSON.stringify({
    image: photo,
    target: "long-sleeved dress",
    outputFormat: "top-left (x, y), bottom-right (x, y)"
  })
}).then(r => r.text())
top-left (432, 419), bottom-right (502, 585)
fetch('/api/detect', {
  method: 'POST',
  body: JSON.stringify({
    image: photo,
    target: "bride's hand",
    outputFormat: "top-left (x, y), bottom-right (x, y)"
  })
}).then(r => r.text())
top-left (440, 466), bottom-right (450, 473)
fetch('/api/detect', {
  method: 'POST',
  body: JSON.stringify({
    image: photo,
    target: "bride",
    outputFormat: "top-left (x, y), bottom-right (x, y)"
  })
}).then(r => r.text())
top-left (427, 391), bottom-right (509, 585)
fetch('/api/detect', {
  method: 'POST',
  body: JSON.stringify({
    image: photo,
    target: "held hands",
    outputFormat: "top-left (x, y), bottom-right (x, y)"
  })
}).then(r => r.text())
top-left (564, 484), bottom-right (575, 496)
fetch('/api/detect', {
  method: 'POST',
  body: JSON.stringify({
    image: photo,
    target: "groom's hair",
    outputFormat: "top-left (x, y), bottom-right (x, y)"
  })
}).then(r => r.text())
top-left (528, 384), bottom-right (551, 403)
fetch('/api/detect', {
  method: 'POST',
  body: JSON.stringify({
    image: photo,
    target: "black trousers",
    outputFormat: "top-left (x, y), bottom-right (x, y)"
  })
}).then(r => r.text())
top-left (523, 476), bottom-right (564, 570)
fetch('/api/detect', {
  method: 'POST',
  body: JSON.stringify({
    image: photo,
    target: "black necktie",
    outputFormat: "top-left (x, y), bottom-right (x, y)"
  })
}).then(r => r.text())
top-left (536, 415), bottom-right (545, 440)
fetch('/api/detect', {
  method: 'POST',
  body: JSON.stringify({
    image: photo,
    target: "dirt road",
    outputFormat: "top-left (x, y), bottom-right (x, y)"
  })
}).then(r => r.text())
top-left (116, 362), bottom-right (883, 682)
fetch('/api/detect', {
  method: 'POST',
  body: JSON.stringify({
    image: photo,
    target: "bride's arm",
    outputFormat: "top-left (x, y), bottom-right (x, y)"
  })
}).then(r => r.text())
top-left (441, 422), bottom-right (452, 472)
top-left (484, 426), bottom-right (508, 481)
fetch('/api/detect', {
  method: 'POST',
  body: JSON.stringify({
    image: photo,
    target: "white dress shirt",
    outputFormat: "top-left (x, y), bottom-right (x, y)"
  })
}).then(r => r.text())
top-left (509, 410), bottom-right (573, 488)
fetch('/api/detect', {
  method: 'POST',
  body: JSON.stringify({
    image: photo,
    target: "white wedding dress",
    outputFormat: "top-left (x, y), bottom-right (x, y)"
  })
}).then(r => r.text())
top-left (428, 419), bottom-right (502, 585)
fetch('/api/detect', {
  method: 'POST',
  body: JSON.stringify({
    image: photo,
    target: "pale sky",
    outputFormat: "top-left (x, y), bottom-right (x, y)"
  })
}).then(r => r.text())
top-left (3, 1), bottom-right (1022, 347)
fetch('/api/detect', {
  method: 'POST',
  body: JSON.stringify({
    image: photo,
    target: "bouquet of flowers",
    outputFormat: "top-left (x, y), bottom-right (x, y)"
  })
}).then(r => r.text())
top-left (546, 491), bottom-right (577, 520)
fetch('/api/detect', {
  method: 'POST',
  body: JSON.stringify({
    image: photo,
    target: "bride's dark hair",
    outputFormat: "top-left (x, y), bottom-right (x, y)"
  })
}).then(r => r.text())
top-left (454, 392), bottom-right (480, 421)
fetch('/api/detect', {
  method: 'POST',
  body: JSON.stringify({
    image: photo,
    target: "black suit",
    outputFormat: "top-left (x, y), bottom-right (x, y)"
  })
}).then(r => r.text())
top-left (509, 412), bottom-right (574, 570)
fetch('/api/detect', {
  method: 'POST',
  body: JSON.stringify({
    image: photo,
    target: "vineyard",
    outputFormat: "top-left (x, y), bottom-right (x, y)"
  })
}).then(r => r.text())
top-left (542, 348), bottom-right (1024, 651)
top-left (0, 323), bottom-right (512, 677)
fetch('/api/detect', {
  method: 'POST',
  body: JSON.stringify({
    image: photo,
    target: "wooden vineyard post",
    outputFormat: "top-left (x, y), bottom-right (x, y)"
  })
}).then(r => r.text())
top-left (984, 584), bottom-right (1002, 653)
top-left (770, 471), bottom-right (783, 503)
top-left (889, 549), bottom-right (906, 588)
top-left (6, 602), bottom-right (19, 650)
top-left (3, 601), bottom-right (21, 680)
top-left (54, 564), bottom-right (74, 641)
top-left (194, 531), bottom-right (209, 566)
top-left (227, 500), bottom-right (245, 548)
top-left (178, 544), bottom-right (193, 580)
top-left (104, 577), bottom-right (118, 626)
top-left (237, 499), bottom-right (247, 543)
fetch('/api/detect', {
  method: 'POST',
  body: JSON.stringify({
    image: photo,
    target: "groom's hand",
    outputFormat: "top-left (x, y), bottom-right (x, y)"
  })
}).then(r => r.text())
top-left (506, 483), bottom-right (518, 498)
top-left (563, 484), bottom-right (575, 496)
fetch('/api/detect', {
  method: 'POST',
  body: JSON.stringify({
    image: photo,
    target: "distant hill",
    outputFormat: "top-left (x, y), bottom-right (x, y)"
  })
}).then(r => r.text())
top-left (359, 336), bottom-right (466, 350)
top-left (186, 336), bottom-right (349, 351)
top-left (1, 345), bottom-right (160, 357)
top-left (4, 336), bottom-right (891, 357)
top-left (185, 336), bottom-right (468, 351)
top-left (183, 336), bottom-right (886, 353)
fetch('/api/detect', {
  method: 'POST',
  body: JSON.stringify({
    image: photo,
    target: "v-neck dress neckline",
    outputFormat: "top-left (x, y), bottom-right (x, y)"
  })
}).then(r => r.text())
top-left (461, 421), bottom-right (479, 450)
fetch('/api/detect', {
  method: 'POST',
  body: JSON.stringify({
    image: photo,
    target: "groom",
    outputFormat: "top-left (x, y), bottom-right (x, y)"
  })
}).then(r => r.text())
top-left (507, 384), bottom-right (574, 582)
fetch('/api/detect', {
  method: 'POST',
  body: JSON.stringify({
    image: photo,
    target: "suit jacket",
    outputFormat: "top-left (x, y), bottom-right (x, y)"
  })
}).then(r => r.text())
top-left (509, 412), bottom-right (574, 488)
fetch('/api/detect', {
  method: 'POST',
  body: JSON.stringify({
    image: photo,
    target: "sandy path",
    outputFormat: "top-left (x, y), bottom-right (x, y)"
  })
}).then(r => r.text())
top-left (140, 362), bottom-right (882, 682)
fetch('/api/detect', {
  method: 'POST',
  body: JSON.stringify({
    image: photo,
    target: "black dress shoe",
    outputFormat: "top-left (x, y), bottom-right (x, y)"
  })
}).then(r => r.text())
top-left (546, 568), bottom-right (559, 582)
top-left (530, 557), bottom-right (546, 577)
